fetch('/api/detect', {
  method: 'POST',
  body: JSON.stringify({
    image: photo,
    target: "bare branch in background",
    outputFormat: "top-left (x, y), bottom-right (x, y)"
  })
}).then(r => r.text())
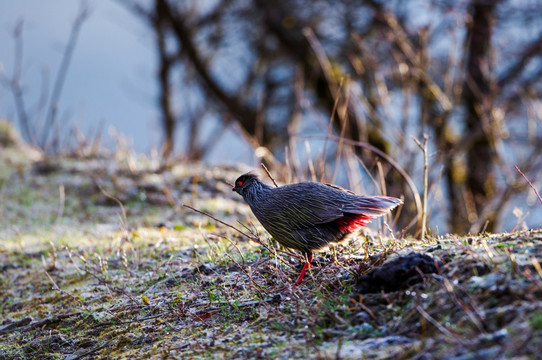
top-left (1, 2), bottom-right (90, 152)
top-left (498, 35), bottom-right (542, 89)
top-left (1, 20), bottom-right (34, 145)
top-left (41, 2), bottom-right (91, 150)
top-left (153, 0), bottom-right (176, 160)
top-left (121, 0), bottom-right (542, 234)
top-left (4, 0), bottom-right (541, 235)
top-left (515, 166), bottom-right (542, 206)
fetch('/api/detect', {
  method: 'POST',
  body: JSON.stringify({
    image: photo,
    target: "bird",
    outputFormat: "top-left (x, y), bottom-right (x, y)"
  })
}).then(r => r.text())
top-left (232, 172), bottom-right (403, 283)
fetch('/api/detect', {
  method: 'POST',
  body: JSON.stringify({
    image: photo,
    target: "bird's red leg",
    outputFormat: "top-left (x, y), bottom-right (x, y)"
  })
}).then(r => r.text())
top-left (295, 253), bottom-right (313, 284)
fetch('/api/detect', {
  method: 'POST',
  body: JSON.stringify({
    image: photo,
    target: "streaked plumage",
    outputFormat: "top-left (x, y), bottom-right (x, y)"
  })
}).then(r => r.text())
top-left (232, 172), bottom-right (402, 283)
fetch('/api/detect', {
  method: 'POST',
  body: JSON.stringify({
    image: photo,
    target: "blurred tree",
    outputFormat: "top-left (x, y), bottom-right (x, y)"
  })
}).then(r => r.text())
top-left (126, 0), bottom-right (542, 234)
top-left (1, 5), bottom-right (90, 153)
top-left (459, 1), bottom-right (497, 232)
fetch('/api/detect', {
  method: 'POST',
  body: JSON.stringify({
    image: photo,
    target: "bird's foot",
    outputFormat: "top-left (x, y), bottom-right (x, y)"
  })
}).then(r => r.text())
top-left (294, 254), bottom-right (314, 284)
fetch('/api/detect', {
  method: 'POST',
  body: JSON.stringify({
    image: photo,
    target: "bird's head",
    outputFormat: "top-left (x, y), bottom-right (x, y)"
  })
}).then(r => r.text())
top-left (232, 173), bottom-right (259, 196)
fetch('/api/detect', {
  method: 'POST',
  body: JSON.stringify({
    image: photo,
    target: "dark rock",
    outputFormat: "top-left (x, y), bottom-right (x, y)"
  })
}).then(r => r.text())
top-left (355, 252), bottom-right (442, 293)
top-left (32, 160), bottom-right (60, 175)
top-left (194, 263), bottom-right (214, 275)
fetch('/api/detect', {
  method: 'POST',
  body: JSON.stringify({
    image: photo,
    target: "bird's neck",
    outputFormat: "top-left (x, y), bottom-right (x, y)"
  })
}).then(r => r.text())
top-left (244, 180), bottom-right (273, 204)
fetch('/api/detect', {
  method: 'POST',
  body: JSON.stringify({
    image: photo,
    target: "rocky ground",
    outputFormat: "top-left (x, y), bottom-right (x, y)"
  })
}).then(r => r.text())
top-left (1, 132), bottom-right (541, 359)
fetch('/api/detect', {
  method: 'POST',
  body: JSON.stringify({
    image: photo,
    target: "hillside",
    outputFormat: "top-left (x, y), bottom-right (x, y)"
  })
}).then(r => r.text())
top-left (1, 150), bottom-right (541, 359)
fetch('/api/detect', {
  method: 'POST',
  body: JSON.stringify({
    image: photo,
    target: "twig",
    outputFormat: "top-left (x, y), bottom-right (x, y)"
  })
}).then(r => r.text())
top-left (532, 257), bottom-right (542, 280)
top-left (3, 20), bottom-right (35, 144)
top-left (0, 317), bottom-right (32, 334)
top-left (415, 305), bottom-right (466, 346)
top-left (193, 295), bottom-right (281, 314)
top-left (223, 251), bottom-right (267, 299)
top-left (305, 140), bottom-right (317, 182)
top-left (63, 245), bottom-right (84, 275)
top-left (331, 80), bottom-right (351, 184)
top-left (41, 3), bottom-right (91, 149)
top-left (56, 184), bottom-right (65, 222)
top-left (44, 270), bottom-right (85, 305)
top-left (163, 186), bottom-right (182, 212)
top-left (320, 78), bottom-right (344, 182)
top-left (0, 177), bottom-right (7, 219)
top-left (303, 27), bottom-right (348, 183)
top-left (183, 204), bottom-right (262, 244)
top-left (94, 314), bottom-right (165, 328)
top-left (236, 220), bottom-right (302, 261)
top-left (375, 161), bottom-right (386, 196)
top-left (236, 220), bottom-right (259, 239)
top-left (80, 261), bottom-right (138, 306)
top-left (69, 341), bottom-right (112, 360)
top-left (261, 163), bottom-right (278, 187)
top-left (210, 233), bottom-right (247, 266)
top-left (21, 312), bottom-right (81, 332)
top-left (47, 240), bottom-right (58, 271)
top-left (350, 296), bottom-right (378, 322)
top-left (515, 165), bottom-right (542, 205)
top-left (303, 27), bottom-right (338, 97)
top-left (370, 5), bottom-right (452, 112)
top-left (184, 204), bottom-right (302, 261)
top-left (97, 184), bottom-right (127, 227)
top-left (441, 278), bottom-right (487, 334)
top-left (413, 135), bottom-right (429, 241)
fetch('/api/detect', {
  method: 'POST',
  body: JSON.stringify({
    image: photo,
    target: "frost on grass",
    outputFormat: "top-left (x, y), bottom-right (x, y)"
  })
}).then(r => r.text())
top-left (1, 154), bottom-right (542, 359)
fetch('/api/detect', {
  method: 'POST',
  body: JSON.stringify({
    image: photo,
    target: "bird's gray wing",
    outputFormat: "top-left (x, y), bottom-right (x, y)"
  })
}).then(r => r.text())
top-left (261, 183), bottom-right (401, 228)
top-left (263, 184), bottom-right (347, 228)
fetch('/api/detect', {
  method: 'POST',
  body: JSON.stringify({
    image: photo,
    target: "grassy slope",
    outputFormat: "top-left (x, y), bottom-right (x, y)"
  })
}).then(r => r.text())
top-left (1, 154), bottom-right (541, 359)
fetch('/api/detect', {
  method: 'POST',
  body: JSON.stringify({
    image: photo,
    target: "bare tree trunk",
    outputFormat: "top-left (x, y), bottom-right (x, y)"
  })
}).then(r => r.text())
top-left (154, 0), bottom-right (176, 160)
top-left (461, 0), bottom-right (497, 232)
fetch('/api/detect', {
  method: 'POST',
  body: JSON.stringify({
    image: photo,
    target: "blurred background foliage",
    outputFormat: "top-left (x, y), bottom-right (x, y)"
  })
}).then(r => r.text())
top-left (2, 0), bottom-right (542, 235)
top-left (125, 0), bottom-right (542, 234)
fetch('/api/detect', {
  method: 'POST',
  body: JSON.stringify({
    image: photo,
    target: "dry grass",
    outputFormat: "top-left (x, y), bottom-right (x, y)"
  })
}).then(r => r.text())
top-left (1, 155), bottom-right (541, 359)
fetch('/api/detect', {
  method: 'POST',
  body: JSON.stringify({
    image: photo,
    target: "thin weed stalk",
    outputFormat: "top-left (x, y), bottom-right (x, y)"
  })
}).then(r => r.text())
top-left (413, 135), bottom-right (429, 242)
top-left (261, 162), bottom-right (279, 187)
top-left (515, 165), bottom-right (542, 205)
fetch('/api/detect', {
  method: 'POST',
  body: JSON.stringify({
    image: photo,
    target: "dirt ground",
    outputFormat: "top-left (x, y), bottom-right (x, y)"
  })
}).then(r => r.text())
top-left (1, 152), bottom-right (541, 359)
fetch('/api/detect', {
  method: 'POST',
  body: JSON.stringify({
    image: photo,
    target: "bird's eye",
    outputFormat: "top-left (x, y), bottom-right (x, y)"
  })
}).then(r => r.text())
top-left (237, 181), bottom-right (243, 187)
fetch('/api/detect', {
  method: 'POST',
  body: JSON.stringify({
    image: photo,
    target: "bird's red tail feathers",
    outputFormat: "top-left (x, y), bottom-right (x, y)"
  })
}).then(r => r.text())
top-left (335, 196), bottom-right (401, 232)
top-left (335, 213), bottom-right (372, 232)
